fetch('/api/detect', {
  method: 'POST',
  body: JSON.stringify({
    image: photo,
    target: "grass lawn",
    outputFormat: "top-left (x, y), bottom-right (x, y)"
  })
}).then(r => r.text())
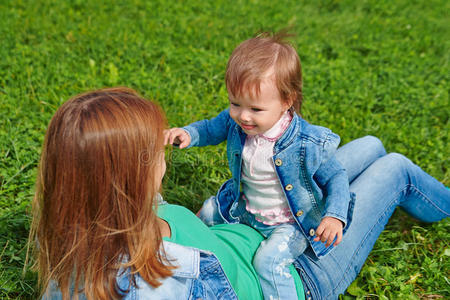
top-left (0, 0), bottom-right (448, 298)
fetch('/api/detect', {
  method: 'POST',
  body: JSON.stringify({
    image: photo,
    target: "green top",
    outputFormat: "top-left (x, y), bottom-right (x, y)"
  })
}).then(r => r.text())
top-left (158, 204), bottom-right (305, 300)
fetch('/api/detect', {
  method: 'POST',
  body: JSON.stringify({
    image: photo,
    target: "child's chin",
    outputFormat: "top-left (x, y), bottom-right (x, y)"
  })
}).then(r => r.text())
top-left (243, 128), bottom-right (258, 135)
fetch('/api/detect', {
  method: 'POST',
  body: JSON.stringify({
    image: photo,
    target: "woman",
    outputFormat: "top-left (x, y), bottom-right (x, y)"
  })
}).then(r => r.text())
top-left (31, 87), bottom-right (449, 299)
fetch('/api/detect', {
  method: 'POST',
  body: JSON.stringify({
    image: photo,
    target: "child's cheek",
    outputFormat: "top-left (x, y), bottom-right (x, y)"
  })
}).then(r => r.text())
top-left (229, 109), bottom-right (239, 123)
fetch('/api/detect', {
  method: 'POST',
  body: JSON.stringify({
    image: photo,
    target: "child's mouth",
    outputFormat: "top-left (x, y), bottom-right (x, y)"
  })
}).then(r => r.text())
top-left (241, 123), bottom-right (256, 130)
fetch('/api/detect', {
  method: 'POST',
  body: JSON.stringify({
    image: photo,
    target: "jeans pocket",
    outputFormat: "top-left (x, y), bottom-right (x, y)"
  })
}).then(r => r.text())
top-left (296, 266), bottom-right (321, 300)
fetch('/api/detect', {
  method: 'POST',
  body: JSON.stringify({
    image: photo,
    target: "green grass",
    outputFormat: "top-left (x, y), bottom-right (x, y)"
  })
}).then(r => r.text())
top-left (0, 0), bottom-right (448, 298)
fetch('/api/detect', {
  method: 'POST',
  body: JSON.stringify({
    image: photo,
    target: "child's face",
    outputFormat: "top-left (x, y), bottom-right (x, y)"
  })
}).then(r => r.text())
top-left (229, 79), bottom-right (290, 135)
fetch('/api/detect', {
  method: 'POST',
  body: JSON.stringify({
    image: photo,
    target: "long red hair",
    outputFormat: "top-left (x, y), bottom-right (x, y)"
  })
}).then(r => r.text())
top-left (30, 87), bottom-right (172, 299)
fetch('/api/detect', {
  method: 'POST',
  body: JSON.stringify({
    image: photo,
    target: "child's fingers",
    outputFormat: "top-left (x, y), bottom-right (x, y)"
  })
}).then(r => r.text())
top-left (163, 130), bottom-right (171, 145)
top-left (178, 132), bottom-right (191, 149)
top-left (169, 130), bottom-right (178, 145)
top-left (314, 222), bottom-right (325, 242)
top-left (179, 137), bottom-right (189, 149)
top-left (316, 226), bottom-right (330, 244)
top-left (164, 129), bottom-right (176, 145)
top-left (161, 128), bottom-right (190, 148)
top-left (314, 217), bottom-right (344, 246)
top-left (325, 232), bottom-right (336, 247)
top-left (170, 129), bottom-right (183, 145)
top-left (334, 230), bottom-right (343, 246)
top-left (321, 229), bottom-right (331, 244)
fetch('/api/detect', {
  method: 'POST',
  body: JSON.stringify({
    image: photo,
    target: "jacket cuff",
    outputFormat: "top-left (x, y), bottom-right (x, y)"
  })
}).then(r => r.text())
top-left (323, 212), bottom-right (347, 228)
top-left (182, 126), bottom-right (198, 148)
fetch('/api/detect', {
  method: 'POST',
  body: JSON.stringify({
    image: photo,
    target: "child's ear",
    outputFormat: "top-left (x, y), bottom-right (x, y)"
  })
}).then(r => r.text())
top-left (284, 95), bottom-right (295, 111)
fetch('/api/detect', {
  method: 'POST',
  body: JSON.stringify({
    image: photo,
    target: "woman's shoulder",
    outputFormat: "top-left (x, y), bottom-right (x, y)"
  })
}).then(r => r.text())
top-left (158, 203), bottom-right (205, 223)
top-left (117, 241), bottom-right (203, 299)
top-left (158, 203), bottom-right (195, 216)
top-left (42, 241), bottom-right (202, 300)
top-left (117, 241), bottom-right (236, 300)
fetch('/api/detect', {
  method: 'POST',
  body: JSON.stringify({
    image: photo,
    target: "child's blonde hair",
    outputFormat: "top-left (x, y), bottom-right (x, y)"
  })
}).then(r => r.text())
top-left (225, 31), bottom-right (303, 112)
top-left (30, 87), bottom-right (172, 299)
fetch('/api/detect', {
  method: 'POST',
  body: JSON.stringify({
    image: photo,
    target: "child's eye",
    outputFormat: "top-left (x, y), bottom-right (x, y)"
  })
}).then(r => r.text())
top-left (251, 108), bottom-right (262, 112)
top-left (231, 102), bottom-right (240, 107)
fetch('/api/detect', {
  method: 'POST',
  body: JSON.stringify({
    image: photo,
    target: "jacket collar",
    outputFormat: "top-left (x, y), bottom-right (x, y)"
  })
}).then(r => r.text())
top-left (162, 241), bottom-right (200, 279)
top-left (115, 241), bottom-right (200, 294)
top-left (274, 112), bottom-right (302, 151)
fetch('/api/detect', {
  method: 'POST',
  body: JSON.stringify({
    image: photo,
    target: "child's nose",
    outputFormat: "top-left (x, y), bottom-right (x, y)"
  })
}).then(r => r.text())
top-left (240, 110), bottom-right (251, 122)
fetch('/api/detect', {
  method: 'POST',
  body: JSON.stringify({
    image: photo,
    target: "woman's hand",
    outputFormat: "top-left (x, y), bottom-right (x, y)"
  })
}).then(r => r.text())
top-left (313, 216), bottom-right (343, 247)
top-left (164, 128), bottom-right (191, 149)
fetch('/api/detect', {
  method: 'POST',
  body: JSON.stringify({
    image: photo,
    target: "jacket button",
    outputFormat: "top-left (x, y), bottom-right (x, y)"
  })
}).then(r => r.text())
top-left (306, 291), bottom-right (310, 295)
top-left (285, 184), bottom-right (293, 191)
top-left (296, 210), bottom-right (303, 217)
top-left (275, 158), bottom-right (282, 166)
top-left (309, 229), bottom-right (315, 236)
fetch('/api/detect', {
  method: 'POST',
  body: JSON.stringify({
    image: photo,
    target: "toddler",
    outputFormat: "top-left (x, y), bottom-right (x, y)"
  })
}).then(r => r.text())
top-left (165, 32), bottom-right (353, 300)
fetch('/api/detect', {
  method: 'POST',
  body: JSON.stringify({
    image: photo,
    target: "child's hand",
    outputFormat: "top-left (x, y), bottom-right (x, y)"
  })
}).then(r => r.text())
top-left (313, 216), bottom-right (343, 247)
top-left (164, 128), bottom-right (191, 149)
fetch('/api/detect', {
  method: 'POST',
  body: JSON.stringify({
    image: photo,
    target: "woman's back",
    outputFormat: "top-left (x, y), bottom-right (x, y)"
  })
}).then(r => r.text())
top-left (43, 203), bottom-right (305, 300)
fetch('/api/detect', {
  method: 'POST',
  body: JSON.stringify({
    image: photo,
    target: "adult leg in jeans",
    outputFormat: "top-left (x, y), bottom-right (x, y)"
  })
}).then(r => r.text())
top-left (335, 135), bottom-right (387, 182)
top-left (296, 137), bottom-right (450, 299)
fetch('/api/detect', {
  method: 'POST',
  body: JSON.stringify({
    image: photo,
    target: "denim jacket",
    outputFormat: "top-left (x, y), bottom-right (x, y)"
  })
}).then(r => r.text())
top-left (43, 241), bottom-right (238, 300)
top-left (184, 109), bottom-right (355, 257)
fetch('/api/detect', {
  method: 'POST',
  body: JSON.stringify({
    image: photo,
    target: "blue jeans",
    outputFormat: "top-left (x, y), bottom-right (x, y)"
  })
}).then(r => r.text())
top-left (295, 136), bottom-right (450, 299)
top-left (238, 205), bottom-right (308, 300)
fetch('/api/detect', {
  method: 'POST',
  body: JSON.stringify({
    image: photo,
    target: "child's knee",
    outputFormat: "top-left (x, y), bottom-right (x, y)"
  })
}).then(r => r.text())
top-left (197, 196), bottom-right (223, 226)
top-left (253, 242), bottom-right (275, 272)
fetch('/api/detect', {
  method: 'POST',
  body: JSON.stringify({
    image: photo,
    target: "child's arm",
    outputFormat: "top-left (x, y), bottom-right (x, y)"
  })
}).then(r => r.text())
top-left (166, 109), bottom-right (231, 148)
top-left (314, 131), bottom-right (351, 230)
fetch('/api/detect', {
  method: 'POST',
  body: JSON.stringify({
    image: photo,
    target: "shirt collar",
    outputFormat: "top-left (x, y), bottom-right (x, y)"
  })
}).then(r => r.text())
top-left (259, 111), bottom-right (292, 141)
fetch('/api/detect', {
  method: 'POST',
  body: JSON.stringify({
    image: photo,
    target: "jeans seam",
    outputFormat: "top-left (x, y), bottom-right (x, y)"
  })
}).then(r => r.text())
top-left (408, 184), bottom-right (450, 216)
top-left (270, 256), bottom-right (282, 300)
top-left (326, 185), bottom-right (407, 298)
top-left (297, 267), bottom-right (320, 300)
